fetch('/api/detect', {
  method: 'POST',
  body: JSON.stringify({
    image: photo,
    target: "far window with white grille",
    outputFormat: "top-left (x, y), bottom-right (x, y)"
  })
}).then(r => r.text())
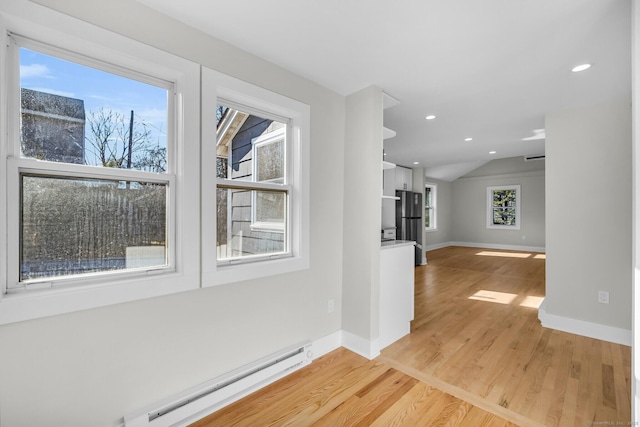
top-left (425, 184), bottom-right (437, 230)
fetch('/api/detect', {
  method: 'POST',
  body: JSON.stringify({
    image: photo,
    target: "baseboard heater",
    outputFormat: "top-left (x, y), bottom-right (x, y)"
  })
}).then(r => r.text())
top-left (124, 342), bottom-right (312, 427)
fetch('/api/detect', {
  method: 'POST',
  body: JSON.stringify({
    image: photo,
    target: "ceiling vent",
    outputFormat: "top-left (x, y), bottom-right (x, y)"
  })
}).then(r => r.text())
top-left (524, 154), bottom-right (545, 162)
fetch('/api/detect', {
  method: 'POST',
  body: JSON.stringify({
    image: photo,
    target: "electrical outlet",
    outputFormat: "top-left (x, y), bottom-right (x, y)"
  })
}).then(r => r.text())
top-left (328, 299), bottom-right (335, 313)
top-left (598, 291), bottom-right (609, 304)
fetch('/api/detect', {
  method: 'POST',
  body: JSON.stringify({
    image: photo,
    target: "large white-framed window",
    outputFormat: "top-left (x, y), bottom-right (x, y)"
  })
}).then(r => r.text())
top-left (202, 67), bottom-right (310, 286)
top-left (9, 35), bottom-right (175, 286)
top-left (425, 183), bottom-right (437, 231)
top-left (0, 4), bottom-right (200, 324)
top-left (487, 185), bottom-right (521, 230)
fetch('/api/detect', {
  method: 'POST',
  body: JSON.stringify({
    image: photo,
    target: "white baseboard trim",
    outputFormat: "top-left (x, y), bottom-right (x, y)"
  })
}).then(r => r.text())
top-left (538, 300), bottom-right (631, 346)
top-left (424, 241), bottom-right (453, 252)
top-left (424, 241), bottom-right (546, 253)
top-left (450, 241), bottom-right (546, 253)
top-left (309, 330), bottom-right (343, 360)
top-left (341, 330), bottom-right (381, 360)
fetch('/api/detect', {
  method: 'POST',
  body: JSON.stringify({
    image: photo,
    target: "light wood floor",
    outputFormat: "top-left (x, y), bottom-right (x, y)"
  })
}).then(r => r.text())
top-left (380, 246), bottom-right (631, 426)
top-left (191, 246), bottom-right (631, 426)
top-left (191, 347), bottom-right (516, 426)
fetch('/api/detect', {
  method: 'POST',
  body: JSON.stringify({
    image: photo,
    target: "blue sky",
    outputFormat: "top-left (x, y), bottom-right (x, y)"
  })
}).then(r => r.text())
top-left (20, 47), bottom-right (168, 158)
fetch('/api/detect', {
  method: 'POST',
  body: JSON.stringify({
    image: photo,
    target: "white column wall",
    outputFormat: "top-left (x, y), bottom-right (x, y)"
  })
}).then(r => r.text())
top-left (545, 98), bottom-right (632, 332)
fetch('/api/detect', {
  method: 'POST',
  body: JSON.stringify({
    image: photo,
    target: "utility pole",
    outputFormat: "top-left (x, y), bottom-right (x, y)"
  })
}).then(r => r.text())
top-left (127, 110), bottom-right (134, 169)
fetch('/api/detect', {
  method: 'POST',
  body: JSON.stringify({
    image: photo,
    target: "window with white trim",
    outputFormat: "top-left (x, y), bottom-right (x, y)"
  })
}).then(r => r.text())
top-left (425, 184), bottom-right (437, 230)
top-left (487, 185), bottom-right (521, 230)
top-left (0, 8), bottom-right (200, 324)
top-left (11, 38), bottom-right (172, 285)
top-left (201, 67), bottom-right (309, 286)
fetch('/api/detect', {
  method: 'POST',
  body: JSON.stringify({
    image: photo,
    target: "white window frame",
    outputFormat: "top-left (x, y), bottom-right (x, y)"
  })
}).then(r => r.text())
top-left (201, 67), bottom-right (310, 286)
top-left (486, 184), bottom-right (521, 230)
top-left (251, 127), bottom-right (287, 233)
top-left (0, 3), bottom-right (201, 324)
top-left (425, 183), bottom-right (437, 231)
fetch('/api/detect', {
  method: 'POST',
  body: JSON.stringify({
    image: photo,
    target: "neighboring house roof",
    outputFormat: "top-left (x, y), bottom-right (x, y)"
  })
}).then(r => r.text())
top-left (20, 88), bottom-right (86, 164)
top-left (216, 107), bottom-right (273, 173)
top-left (216, 107), bottom-right (248, 158)
top-left (21, 87), bottom-right (85, 121)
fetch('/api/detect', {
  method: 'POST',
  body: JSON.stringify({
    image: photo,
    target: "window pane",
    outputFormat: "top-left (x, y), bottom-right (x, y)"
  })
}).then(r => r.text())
top-left (20, 174), bottom-right (167, 280)
top-left (255, 190), bottom-right (286, 225)
top-left (255, 138), bottom-right (284, 183)
top-left (215, 103), bottom-right (286, 182)
top-left (20, 48), bottom-right (168, 172)
top-left (216, 187), bottom-right (286, 260)
top-left (492, 207), bottom-right (517, 226)
top-left (492, 189), bottom-right (517, 207)
top-left (215, 103), bottom-right (289, 262)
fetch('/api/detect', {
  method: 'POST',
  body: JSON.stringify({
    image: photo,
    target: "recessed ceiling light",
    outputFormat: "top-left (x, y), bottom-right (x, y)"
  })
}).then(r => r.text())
top-left (572, 64), bottom-right (591, 72)
top-left (465, 137), bottom-right (473, 142)
top-left (425, 115), bottom-right (436, 120)
top-left (413, 161), bottom-right (420, 165)
top-left (489, 151), bottom-right (497, 154)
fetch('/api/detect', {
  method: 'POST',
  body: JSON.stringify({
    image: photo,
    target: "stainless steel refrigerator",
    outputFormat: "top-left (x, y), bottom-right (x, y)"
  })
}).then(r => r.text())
top-left (396, 190), bottom-right (423, 266)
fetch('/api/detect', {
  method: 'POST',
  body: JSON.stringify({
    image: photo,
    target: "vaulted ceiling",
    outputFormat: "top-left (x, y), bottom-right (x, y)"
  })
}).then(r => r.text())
top-left (139, 0), bottom-right (631, 180)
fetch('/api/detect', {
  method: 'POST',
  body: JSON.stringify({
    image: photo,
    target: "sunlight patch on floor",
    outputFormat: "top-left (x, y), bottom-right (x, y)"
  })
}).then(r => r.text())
top-left (469, 290), bottom-right (517, 304)
top-left (475, 251), bottom-right (531, 258)
top-left (519, 295), bottom-right (544, 308)
top-left (533, 254), bottom-right (546, 260)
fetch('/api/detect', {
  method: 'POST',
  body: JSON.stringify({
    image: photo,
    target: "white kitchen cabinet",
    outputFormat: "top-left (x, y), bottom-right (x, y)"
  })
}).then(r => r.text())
top-left (379, 242), bottom-right (415, 350)
top-left (382, 166), bottom-right (395, 197)
top-left (395, 166), bottom-right (413, 191)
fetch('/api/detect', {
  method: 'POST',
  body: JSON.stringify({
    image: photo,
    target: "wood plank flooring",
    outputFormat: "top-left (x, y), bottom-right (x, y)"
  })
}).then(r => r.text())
top-left (191, 246), bottom-right (631, 426)
top-left (379, 246), bottom-right (631, 426)
top-left (190, 347), bottom-right (516, 426)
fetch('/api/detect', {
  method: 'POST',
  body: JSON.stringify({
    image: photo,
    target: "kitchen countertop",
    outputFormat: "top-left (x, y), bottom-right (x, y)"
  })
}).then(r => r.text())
top-left (380, 240), bottom-right (416, 250)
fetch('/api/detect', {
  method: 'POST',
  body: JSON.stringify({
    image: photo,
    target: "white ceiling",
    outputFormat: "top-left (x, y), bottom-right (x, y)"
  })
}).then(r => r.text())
top-left (139, 0), bottom-right (631, 181)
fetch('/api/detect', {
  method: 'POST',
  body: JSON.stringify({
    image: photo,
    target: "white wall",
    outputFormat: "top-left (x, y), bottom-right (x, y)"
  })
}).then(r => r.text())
top-left (0, 1), bottom-right (346, 426)
top-left (546, 97), bottom-right (632, 331)
top-left (342, 85), bottom-right (383, 346)
top-left (423, 177), bottom-right (453, 250)
top-left (451, 169), bottom-right (546, 250)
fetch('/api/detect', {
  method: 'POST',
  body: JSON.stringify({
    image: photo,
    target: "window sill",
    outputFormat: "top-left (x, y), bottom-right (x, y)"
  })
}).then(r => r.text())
top-left (0, 269), bottom-right (198, 325)
top-left (205, 253), bottom-right (308, 287)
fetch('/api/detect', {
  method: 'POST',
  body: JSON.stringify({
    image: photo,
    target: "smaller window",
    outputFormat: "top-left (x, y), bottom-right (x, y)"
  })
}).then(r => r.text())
top-left (201, 67), bottom-right (310, 286)
top-left (487, 185), bottom-right (521, 230)
top-left (251, 127), bottom-right (286, 232)
top-left (425, 184), bottom-right (437, 230)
